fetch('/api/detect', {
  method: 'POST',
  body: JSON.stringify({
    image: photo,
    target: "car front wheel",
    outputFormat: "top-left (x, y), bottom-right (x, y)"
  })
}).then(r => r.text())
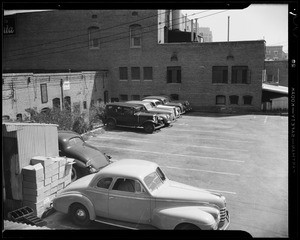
top-left (175, 223), bottom-right (200, 230)
top-left (143, 123), bottom-right (155, 133)
top-left (70, 203), bottom-right (90, 226)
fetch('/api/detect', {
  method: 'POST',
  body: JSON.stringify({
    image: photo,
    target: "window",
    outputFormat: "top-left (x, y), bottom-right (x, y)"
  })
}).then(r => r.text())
top-left (112, 178), bottom-right (135, 192)
top-left (170, 94), bottom-right (179, 100)
top-left (130, 24), bottom-right (142, 48)
top-left (216, 95), bottom-right (226, 105)
top-left (131, 67), bottom-right (140, 80)
top-left (143, 67), bottom-right (153, 80)
top-left (167, 66), bottom-right (181, 83)
top-left (131, 95), bottom-right (140, 100)
top-left (97, 177), bottom-right (113, 189)
top-left (274, 51), bottom-right (278, 56)
top-left (16, 113), bottom-right (22, 121)
top-left (64, 96), bottom-right (71, 110)
top-left (40, 83), bottom-right (48, 103)
top-left (119, 67), bottom-right (128, 80)
top-left (243, 95), bottom-right (253, 105)
top-left (88, 26), bottom-right (100, 49)
top-left (212, 66), bottom-right (228, 83)
top-left (232, 66), bottom-right (249, 84)
top-left (229, 95), bottom-right (239, 105)
top-left (52, 98), bottom-right (60, 109)
top-left (120, 94), bottom-right (128, 101)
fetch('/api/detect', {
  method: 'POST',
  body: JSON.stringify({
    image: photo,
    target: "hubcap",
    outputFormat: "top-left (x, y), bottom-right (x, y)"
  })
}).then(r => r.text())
top-left (76, 209), bottom-right (86, 218)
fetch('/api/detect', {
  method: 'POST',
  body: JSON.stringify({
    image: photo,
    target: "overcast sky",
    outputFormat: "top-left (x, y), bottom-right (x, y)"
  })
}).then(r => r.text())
top-left (4, 4), bottom-right (288, 52)
top-left (182, 4), bottom-right (288, 52)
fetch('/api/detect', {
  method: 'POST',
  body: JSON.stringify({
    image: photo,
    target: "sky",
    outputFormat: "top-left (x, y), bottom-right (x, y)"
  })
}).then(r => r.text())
top-left (182, 4), bottom-right (289, 52)
top-left (4, 4), bottom-right (289, 52)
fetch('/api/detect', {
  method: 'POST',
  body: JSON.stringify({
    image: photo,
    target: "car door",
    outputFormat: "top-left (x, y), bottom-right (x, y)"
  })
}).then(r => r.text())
top-left (121, 107), bottom-right (138, 126)
top-left (108, 177), bottom-right (151, 224)
top-left (86, 176), bottom-right (113, 218)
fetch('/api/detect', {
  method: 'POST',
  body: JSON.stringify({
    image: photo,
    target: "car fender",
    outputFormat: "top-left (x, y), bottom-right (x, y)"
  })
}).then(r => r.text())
top-left (105, 117), bottom-right (116, 125)
top-left (53, 192), bottom-right (96, 220)
top-left (140, 120), bottom-right (155, 127)
top-left (152, 206), bottom-right (218, 230)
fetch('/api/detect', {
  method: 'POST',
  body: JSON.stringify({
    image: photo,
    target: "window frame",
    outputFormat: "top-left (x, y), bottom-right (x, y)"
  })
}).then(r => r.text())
top-left (129, 24), bottom-right (142, 48)
top-left (40, 83), bottom-right (48, 104)
top-left (119, 67), bottom-right (128, 81)
top-left (119, 94), bottom-right (128, 101)
top-left (212, 66), bottom-right (228, 84)
top-left (143, 67), bottom-right (153, 81)
top-left (167, 66), bottom-right (181, 83)
top-left (131, 67), bottom-right (140, 81)
top-left (229, 95), bottom-right (239, 105)
top-left (243, 95), bottom-right (253, 105)
top-left (216, 95), bottom-right (226, 105)
top-left (88, 26), bottom-right (100, 49)
top-left (231, 66), bottom-right (250, 84)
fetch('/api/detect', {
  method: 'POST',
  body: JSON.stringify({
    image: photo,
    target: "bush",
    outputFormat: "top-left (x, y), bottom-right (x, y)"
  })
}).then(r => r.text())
top-left (24, 103), bottom-right (106, 134)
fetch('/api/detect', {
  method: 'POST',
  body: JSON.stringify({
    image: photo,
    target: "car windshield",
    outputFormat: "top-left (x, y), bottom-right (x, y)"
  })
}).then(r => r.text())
top-left (143, 167), bottom-right (166, 192)
top-left (68, 137), bottom-right (84, 146)
top-left (143, 103), bottom-right (153, 111)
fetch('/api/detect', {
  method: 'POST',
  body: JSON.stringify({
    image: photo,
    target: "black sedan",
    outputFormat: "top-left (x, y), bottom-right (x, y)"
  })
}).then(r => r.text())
top-left (58, 130), bottom-right (111, 181)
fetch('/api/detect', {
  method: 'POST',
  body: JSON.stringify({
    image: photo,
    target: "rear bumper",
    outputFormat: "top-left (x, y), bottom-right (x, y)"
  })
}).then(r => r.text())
top-left (218, 210), bottom-right (230, 230)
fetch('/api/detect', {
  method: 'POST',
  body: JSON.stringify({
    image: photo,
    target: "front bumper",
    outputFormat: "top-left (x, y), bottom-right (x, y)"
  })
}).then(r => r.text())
top-left (218, 210), bottom-right (230, 230)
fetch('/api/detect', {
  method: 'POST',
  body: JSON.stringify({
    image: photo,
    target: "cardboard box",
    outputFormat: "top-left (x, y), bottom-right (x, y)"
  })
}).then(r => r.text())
top-left (23, 174), bottom-right (44, 182)
top-left (44, 177), bottom-right (51, 186)
top-left (57, 183), bottom-right (64, 191)
top-left (58, 166), bottom-right (65, 179)
top-left (22, 186), bottom-right (44, 196)
top-left (22, 163), bottom-right (44, 178)
top-left (23, 193), bottom-right (45, 202)
top-left (50, 179), bottom-right (58, 189)
top-left (50, 186), bottom-right (58, 195)
top-left (51, 173), bottom-right (59, 182)
top-left (23, 180), bottom-right (44, 189)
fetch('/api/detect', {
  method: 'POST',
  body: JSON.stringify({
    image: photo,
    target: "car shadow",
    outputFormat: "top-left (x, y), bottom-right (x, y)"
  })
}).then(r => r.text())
top-left (104, 126), bottom-right (162, 135)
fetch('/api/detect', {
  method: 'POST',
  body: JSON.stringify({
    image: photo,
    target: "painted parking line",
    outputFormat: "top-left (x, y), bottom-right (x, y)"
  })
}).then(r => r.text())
top-left (94, 135), bottom-right (249, 152)
top-left (94, 144), bottom-right (245, 163)
top-left (161, 165), bottom-right (240, 176)
top-left (264, 116), bottom-right (268, 124)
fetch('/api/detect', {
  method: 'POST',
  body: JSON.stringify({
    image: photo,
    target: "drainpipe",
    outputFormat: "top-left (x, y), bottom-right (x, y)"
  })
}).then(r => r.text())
top-left (227, 16), bottom-right (230, 42)
top-left (191, 19), bottom-right (194, 41)
top-left (184, 14), bottom-right (187, 31)
top-left (195, 18), bottom-right (198, 42)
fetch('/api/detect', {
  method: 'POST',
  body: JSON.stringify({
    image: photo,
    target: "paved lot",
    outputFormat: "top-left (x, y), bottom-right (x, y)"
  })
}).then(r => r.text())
top-left (44, 113), bottom-right (288, 237)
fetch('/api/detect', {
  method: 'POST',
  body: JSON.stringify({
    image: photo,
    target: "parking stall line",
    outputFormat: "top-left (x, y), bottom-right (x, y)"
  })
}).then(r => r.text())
top-left (93, 135), bottom-right (249, 152)
top-left (95, 144), bottom-right (245, 163)
top-left (161, 165), bottom-right (240, 176)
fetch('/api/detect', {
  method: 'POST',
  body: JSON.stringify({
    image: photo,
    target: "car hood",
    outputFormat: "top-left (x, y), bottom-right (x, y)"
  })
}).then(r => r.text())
top-left (66, 144), bottom-right (109, 169)
top-left (152, 180), bottom-right (225, 208)
top-left (147, 108), bottom-right (173, 114)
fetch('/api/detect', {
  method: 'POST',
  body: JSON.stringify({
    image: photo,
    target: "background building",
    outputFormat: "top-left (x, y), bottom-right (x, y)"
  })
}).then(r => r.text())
top-left (265, 46), bottom-right (288, 60)
top-left (3, 10), bottom-right (266, 120)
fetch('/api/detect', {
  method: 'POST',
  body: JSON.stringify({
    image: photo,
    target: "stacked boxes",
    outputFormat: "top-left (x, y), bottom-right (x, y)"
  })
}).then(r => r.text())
top-left (22, 156), bottom-right (74, 217)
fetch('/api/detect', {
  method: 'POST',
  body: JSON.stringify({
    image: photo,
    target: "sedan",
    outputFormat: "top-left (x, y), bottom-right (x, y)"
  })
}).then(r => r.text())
top-left (53, 159), bottom-right (230, 230)
top-left (58, 130), bottom-right (112, 181)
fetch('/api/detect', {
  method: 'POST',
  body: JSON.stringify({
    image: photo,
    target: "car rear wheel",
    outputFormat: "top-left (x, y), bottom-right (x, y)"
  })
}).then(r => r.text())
top-left (70, 203), bottom-right (90, 226)
top-left (175, 223), bottom-right (200, 230)
top-left (106, 119), bottom-right (116, 130)
top-left (143, 123), bottom-right (155, 133)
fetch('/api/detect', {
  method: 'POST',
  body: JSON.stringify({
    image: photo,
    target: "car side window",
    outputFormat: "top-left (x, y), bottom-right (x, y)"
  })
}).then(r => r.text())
top-left (123, 107), bottom-right (133, 116)
top-left (112, 178), bottom-right (146, 193)
top-left (97, 177), bottom-right (113, 189)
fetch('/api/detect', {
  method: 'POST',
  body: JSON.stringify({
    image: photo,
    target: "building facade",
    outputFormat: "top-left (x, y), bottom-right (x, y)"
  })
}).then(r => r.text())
top-left (3, 10), bottom-right (266, 119)
top-left (265, 46), bottom-right (288, 61)
top-left (264, 60), bottom-right (288, 87)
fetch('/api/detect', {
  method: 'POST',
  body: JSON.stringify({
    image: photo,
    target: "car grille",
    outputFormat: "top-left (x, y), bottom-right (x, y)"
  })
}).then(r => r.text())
top-left (220, 208), bottom-right (227, 222)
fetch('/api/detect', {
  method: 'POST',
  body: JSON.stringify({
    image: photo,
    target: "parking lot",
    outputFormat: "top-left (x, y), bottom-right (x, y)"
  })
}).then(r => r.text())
top-left (45, 112), bottom-right (288, 237)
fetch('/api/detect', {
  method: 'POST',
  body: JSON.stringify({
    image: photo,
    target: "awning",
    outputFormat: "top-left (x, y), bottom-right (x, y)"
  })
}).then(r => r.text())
top-left (262, 83), bottom-right (288, 95)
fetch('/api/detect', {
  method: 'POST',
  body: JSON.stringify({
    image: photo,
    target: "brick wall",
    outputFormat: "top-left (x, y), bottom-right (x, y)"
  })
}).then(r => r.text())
top-left (2, 71), bottom-right (109, 120)
top-left (3, 10), bottom-right (265, 113)
top-left (265, 60), bottom-right (288, 87)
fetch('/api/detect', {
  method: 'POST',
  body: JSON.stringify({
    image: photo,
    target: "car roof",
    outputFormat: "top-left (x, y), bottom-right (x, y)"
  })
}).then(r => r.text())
top-left (127, 101), bottom-right (149, 106)
top-left (106, 102), bottom-right (142, 108)
top-left (143, 96), bottom-right (167, 100)
top-left (100, 159), bottom-right (158, 180)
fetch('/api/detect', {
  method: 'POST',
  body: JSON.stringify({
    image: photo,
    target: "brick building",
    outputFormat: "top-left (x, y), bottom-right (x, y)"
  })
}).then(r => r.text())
top-left (264, 60), bottom-right (288, 87)
top-left (3, 10), bottom-right (266, 119)
top-left (265, 46), bottom-right (288, 61)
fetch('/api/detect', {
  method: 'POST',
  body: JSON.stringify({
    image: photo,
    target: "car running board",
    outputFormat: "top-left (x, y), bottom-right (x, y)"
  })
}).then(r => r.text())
top-left (94, 216), bottom-right (157, 230)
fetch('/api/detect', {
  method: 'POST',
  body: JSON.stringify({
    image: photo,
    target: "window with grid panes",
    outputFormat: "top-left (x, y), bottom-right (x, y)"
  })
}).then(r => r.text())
top-left (131, 67), bottom-right (140, 80)
top-left (216, 95), bottom-right (226, 105)
top-left (119, 67), bottom-right (128, 80)
top-left (167, 66), bottom-right (181, 83)
top-left (143, 67), bottom-right (153, 80)
top-left (120, 94), bottom-right (128, 101)
top-left (212, 66), bottom-right (228, 83)
top-left (229, 95), bottom-right (239, 104)
top-left (243, 95), bottom-right (253, 105)
top-left (231, 66), bottom-right (249, 84)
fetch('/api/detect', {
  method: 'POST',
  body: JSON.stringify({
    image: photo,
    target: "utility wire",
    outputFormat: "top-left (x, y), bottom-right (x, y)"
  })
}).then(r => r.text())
top-left (5, 10), bottom-right (228, 62)
top-left (7, 10), bottom-right (210, 58)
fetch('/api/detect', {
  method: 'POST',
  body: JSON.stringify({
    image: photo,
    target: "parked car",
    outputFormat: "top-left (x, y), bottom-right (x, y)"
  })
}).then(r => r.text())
top-left (142, 99), bottom-right (180, 118)
top-left (142, 96), bottom-right (185, 114)
top-left (58, 130), bottom-right (112, 181)
top-left (53, 159), bottom-right (230, 230)
top-left (103, 102), bottom-right (164, 133)
top-left (161, 95), bottom-right (192, 112)
top-left (126, 100), bottom-right (175, 126)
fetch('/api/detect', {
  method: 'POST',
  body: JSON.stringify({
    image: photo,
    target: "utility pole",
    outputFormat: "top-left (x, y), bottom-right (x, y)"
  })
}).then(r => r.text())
top-left (227, 16), bottom-right (230, 42)
top-left (60, 79), bottom-right (64, 110)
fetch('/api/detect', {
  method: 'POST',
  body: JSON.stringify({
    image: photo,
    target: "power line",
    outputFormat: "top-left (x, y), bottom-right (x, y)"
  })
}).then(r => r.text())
top-left (5, 10), bottom-right (228, 62)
